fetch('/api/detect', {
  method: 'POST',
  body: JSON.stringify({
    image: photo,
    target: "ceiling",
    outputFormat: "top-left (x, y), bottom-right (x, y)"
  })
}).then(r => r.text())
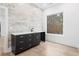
top-left (32, 3), bottom-right (58, 10)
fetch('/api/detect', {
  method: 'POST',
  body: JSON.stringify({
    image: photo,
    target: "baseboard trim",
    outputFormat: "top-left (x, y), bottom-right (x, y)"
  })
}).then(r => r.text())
top-left (47, 40), bottom-right (79, 49)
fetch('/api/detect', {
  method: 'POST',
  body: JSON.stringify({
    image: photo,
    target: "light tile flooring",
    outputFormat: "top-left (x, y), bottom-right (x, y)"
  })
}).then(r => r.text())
top-left (5, 41), bottom-right (79, 56)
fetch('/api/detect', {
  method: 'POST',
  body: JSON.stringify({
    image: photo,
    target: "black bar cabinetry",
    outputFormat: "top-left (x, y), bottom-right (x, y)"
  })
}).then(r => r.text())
top-left (11, 32), bottom-right (45, 55)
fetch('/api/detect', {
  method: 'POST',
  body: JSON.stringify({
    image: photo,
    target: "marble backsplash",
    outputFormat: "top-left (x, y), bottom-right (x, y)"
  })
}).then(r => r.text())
top-left (0, 3), bottom-right (43, 33)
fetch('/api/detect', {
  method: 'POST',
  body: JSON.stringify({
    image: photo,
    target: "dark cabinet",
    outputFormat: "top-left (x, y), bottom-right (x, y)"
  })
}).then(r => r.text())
top-left (11, 33), bottom-right (41, 55)
top-left (41, 32), bottom-right (45, 42)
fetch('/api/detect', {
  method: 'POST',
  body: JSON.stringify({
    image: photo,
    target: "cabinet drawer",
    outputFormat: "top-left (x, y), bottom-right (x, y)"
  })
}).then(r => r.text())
top-left (16, 42), bottom-right (25, 47)
top-left (27, 34), bottom-right (34, 39)
top-left (16, 35), bottom-right (25, 41)
top-left (28, 44), bottom-right (32, 48)
top-left (25, 34), bottom-right (34, 43)
top-left (28, 38), bottom-right (32, 42)
top-left (16, 46), bottom-right (25, 52)
top-left (16, 40), bottom-right (25, 45)
top-left (16, 41), bottom-right (26, 49)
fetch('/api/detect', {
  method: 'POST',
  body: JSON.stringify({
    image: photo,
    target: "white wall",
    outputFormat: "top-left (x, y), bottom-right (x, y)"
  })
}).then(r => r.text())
top-left (64, 4), bottom-right (79, 48)
top-left (44, 3), bottom-right (79, 48)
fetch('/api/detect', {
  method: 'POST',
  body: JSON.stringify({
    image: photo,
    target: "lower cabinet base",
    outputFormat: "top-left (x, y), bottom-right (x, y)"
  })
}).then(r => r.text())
top-left (11, 32), bottom-right (45, 55)
top-left (12, 43), bottom-right (40, 55)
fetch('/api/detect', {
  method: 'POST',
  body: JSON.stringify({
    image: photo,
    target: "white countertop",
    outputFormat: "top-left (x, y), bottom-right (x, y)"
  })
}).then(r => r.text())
top-left (11, 31), bottom-right (43, 35)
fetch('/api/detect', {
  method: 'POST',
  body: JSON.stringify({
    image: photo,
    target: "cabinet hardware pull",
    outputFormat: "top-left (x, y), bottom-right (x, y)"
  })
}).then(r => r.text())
top-left (20, 36), bottom-right (24, 38)
top-left (20, 48), bottom-right (23, 49)
top-left (20, 41), bottom-right (24, 43)
top-left (29, 39), bottom-right (31, 41)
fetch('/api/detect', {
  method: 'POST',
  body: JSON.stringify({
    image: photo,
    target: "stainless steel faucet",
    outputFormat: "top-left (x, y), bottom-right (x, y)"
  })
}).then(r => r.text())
top-left (31, 28), bottom-right (34, 32)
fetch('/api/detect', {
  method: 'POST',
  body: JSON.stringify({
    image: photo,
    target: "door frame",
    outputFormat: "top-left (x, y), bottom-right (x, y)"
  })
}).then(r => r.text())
top-left (0, 5), bottom-right (9, 53)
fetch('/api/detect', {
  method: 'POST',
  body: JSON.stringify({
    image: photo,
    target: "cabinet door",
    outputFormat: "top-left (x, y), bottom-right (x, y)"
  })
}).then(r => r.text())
top-left (41, 32), bottom-right (45, 42)
top-left (16, 35), bottom-right (26, 46)
top-left (15, 35), bottom-right (26, 52)
top-left (35, 33), bottom-right (41, 42)
top-left (24, 34), bottom-right (34, 49)
top-left (16, 35), bottom-right (25, 41)
top-left (32, 33), bottom-right (41, 46)
top-left (15, 43), bottom-right (25, 53)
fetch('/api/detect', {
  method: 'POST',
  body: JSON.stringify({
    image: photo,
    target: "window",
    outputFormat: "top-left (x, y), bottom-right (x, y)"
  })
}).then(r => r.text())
top-left (47, 12), bottom-right (63, 34)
